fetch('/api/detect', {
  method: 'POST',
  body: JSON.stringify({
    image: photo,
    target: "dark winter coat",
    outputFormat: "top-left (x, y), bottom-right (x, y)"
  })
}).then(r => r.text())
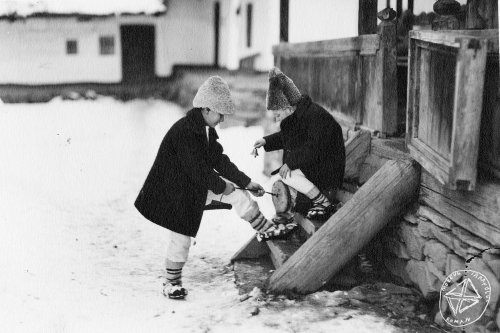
top-left (135, 108), bottom-right (251, 237)
top-left (264, 95), bottom-right (345, 192)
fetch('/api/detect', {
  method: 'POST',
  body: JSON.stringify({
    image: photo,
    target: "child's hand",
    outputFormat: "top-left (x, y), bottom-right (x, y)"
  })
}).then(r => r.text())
top-left (253, 138), bottom-right (266, 148)
top-left (246, 181), bottom-right (265, 197)
top-left (279, 164), bottom-right (291, 179)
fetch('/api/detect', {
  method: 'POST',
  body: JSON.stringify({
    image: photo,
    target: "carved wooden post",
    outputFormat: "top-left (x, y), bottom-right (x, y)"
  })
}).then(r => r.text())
top-left (432, 0), bottom-right (461, 30)
top-left (371, 7), bottom-right (397, 137)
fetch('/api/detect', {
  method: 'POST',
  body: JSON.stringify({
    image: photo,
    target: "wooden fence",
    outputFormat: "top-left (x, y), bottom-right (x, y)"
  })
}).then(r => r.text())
top-left (272, 20), bottom-right (398, 136)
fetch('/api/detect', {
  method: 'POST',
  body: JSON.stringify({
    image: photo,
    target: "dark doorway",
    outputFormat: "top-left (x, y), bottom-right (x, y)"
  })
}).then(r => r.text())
top-left (120, 25), bottom-right (155, 83)
top-left (214, 2), bottom-right (220, 67)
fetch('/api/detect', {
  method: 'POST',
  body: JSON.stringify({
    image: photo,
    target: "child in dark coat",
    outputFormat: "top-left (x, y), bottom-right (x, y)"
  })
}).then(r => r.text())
top-left (254, 68), bottom-right (346, 220)
top-left (135, 76), bottom-right (285, 299)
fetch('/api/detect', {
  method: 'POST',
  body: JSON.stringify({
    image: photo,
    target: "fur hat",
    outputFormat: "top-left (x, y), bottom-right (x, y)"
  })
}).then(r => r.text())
top-left (193, 76), bottom-right (235, 115)
top-left (266, 67), bottom-right (301, 110)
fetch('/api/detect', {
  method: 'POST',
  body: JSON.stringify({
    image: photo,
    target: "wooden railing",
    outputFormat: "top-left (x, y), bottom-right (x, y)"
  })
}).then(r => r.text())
top-left (272, 15), bottom-right (398, 136)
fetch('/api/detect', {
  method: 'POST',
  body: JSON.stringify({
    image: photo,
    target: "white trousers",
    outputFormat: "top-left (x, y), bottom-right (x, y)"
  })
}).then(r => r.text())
top-left (166, 183), bottom-right (260, 263)
top-left (272, 169), bottom-right (316, 195)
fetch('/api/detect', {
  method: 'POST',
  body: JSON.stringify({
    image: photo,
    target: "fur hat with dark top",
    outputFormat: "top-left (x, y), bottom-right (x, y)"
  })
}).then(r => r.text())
top-left (266, 67), bottom-right (301, 110)
top-left (193, 76), bottom-right (235, 115)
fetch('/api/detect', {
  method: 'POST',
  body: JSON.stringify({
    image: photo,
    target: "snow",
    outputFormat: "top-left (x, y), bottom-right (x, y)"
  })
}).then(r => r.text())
top-left (0, 97), bottom-right (400, 332)
top-left (0, 0), bottom-right (165, 16)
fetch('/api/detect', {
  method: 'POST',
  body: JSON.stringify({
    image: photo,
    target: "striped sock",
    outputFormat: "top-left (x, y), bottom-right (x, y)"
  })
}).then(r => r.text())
top-left (311, 193), bottom-right (331, 207)
top-left (248, 211), bottom-right (274, 233)
top-left (166, 267), bottom-right (182, 286)
top-left (165, 261), bottom-right (184, 286)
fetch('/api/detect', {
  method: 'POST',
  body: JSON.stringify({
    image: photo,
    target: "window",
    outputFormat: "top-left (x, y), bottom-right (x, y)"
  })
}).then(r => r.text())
top-left (66, 40), bottom-right (77, 55)
top-left (99, 36), bottom-right (115, 55)
top-left (246, 4), bottom-right (253, 48)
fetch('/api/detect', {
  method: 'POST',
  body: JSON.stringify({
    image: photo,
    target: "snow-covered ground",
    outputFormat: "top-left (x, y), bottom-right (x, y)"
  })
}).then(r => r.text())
top-left (0, 97), bottom-right (400, 332)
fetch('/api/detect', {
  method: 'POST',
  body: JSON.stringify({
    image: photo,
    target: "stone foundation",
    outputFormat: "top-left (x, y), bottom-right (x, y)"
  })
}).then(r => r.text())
top-left (382, 203), bottom-right (500, 332)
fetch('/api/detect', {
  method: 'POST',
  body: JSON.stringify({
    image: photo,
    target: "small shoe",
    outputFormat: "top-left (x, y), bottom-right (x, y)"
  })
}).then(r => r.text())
top-left (255, 222), bottom-right (297, 242)
top-left (306, 203), bottom-right (338, 221)
top-left (163, 283), bottom-right (188, 299)
top-left (272, 213), bottom-right (295, 225)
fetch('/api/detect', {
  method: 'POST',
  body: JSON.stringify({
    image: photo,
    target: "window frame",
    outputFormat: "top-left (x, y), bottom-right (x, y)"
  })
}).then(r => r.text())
top-left (99, 36), bottom-right (115, 55)
top-left (66, 39), bottom-right (78, 55)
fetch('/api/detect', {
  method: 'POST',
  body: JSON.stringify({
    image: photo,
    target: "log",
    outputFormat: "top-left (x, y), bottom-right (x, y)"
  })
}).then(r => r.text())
top-left (269, 159), bottom-right (420, 294)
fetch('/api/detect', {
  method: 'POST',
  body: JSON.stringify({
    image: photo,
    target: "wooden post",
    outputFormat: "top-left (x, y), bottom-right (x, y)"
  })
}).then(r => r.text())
top-left (407, 0), bottom-right (414, 29)
top-left (269, 159), bottom-right (420, 294)
top-left (396, 0), bottom-right (402, 19)
top-left (466, 0), bottom-right (498, 29)
top-left (366, 8), bottom-right (398, 136)
top-left (280, 0), bottom-right (289, 42)
top-left (358, 0), bottom-right (378, 35)
top-left (432, 0), bottom-right (461, 30)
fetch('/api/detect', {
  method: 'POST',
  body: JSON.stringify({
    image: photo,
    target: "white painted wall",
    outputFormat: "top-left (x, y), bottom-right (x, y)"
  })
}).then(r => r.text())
top-left (0, 17), bottom-right (122, 84)
top-left (0, 14), bottom-right (169, 84)
top-left (288, 0), bottom-right (359, 42)
top-left (0, 0), bottom-right (224, 84)
top-left (161, 0), bottom-right (216, 73)
top-left (234, 0), bottom-right (280, 71)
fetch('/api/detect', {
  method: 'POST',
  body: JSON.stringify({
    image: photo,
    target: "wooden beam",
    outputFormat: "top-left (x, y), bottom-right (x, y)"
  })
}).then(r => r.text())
top-left (396, 0), bottom-right (402, 19)
top-left (449, 37), bottom-right (488, 191)
top-left (370, 137), bottom-right (409, 160)
top-left (466, 0), bottom-right (498, 29)
top-left (407, 0), bottom-right (414, 29)
top-left (267, 234), bottom-right (302, 268)
top-left (272, 34), bottom-right (380, 57)
top-left (280, 0), bottom-right (289, 42)
top-left (344, 129), bottom-right (371, 181)
top-left (269, 160), bottom-right (420, 294)
top-left (409, 30), bottom-right (499, 52)
top-left (365, 14), bottom-right (398, 136)
top-left (230, 235), bottom-right (269, 262)
top-left (358, 0), bottom-right (378, 35)
top-left (420, 171), bottom-right (500, 245)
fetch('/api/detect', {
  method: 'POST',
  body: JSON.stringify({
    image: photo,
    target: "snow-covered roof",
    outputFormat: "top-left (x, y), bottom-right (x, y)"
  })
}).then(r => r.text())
top-left (0, 0), bottom-right (166, 17)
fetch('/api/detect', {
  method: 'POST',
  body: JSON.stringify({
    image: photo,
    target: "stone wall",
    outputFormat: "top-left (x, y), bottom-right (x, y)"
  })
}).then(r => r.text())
top-left (381, 198), bottom-right (500, 331)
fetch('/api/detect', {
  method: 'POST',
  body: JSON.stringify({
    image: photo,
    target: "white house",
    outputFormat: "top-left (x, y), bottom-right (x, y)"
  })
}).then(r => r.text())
top-left (0, 0), bottom-right (408, 85)
top-left (0, 0), bottom-right (227, 84)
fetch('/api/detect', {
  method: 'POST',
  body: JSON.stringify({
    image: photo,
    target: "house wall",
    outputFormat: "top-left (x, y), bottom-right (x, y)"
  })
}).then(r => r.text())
top-left (0, 15), bottom-right (170, 84)
top-left (0, 0), bottom-right (229, 84)
top-left (161, 0), bottom-right (217, 72)
top-left (380, 171), bottom-right (500, 329)
top-left (352, 136), bottom-right (500, 330)
top-left (232, 0), bottom-right (280, 71)
top-left (0, 17), bottom-right (123, 84)
top-left (288, 0), bottom-right (359, 43)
